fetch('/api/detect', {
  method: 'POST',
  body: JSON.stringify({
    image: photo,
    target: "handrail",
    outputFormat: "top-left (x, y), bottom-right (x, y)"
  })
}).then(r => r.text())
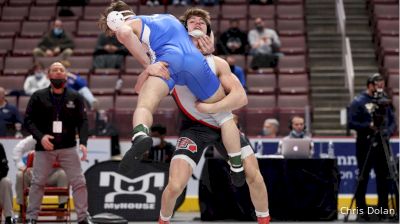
top-left (336, 0), bottom-right (354, 102)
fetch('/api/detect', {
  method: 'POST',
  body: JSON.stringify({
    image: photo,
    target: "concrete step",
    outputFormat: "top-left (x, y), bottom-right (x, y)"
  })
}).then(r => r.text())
top-left (312, 86), bottom-right (349, 94)
top-left (308, 20), bottom-right (337, 26)
top-left (313, 129), bottom-right (347, 136)
top-left (310, 66), bottom-right (345, 73)
top-left (307, 25), bottom-right (338, 34)
top-left (313, 107), bottom-right (343, 112)
top-left (311, 79), bottom-right (345, 86)
top-left (313, 122), bottom-right (344, 129)
top-left (352, 55), bottom-right (378, 66)
top-left (309, 55), bottom-right (343, 67)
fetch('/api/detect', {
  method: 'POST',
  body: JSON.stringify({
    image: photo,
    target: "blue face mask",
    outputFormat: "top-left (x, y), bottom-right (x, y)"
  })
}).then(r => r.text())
top-left (53, 28), bottom-right (63, 36)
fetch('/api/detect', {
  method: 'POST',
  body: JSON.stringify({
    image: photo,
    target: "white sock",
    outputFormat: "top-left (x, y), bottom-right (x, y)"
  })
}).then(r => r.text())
top-left (132, 131), bottom-right (147, 141)
top-left (160, 212), bottom-right (171, 221)
top-left (256, 210), bottom-right (270, 218)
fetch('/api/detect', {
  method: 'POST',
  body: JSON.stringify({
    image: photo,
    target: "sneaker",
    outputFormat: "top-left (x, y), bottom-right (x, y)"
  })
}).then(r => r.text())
top-left (230, 166), bottom-right (245, 187)
top-left (257, 216), bottom-right (271, 224)
top-left (119, 134), bottom-right (152, 173)
top-left (78, 217), bottom-right (93, 224)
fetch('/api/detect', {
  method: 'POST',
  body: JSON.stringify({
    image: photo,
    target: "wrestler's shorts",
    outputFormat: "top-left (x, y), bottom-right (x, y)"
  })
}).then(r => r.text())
top-left (172, 125), bottom-right (254, 170)
top-left (157, 50), bottom-right (220, 101)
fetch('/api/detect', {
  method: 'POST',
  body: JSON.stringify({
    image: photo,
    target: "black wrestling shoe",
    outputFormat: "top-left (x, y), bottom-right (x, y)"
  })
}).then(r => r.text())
top-left (230, 166), bottom-right (246, 187)
top-left (118, 134), bottom-right (152, 173)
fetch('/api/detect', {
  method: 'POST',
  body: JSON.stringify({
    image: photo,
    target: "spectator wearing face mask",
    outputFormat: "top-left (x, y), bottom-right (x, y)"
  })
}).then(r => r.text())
top-left (143, 124), bottom-right (175, 163)
top-left (24, 62), bottom-right (50, 96)
top-left (33, 19), bottom-right (74, 60)
top-left (248, 17), bottom-right (281, 68)
top-left (217, 19), bottom-right (248, 55)
top-left (261, 118), bottom-right (279, 137)
top-left (277, 116), bottom-right (313, 154)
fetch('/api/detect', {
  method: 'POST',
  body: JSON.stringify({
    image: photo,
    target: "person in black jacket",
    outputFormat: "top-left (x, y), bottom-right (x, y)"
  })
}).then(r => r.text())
top-left (0, 143), bottom-right (14, 224)
top-left (24, 62), bottom-right (92, 224)
top-left (348, 73), bottom-right (397, 221)
top-left (92, 33), bottom-right (128, 69)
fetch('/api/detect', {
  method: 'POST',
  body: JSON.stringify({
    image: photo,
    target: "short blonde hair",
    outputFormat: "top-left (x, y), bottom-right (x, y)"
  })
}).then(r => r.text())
top-left (98, 0), bottom-right (135, 36)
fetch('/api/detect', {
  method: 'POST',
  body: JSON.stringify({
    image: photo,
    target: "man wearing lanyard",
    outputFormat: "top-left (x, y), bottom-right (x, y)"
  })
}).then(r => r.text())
top-left (24, 62), bottom-right (92, 224)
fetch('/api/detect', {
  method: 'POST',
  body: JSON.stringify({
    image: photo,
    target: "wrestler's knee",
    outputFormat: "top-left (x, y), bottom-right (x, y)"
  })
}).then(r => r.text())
top-left (166, 179), bottom-right (186, 196)
top-left (246, 169), bottom-right (264, 186)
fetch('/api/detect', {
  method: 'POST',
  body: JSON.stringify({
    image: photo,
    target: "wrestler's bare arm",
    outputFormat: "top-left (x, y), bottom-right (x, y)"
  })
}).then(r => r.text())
top-left (116, 21), bottom-right (150, 68)
top-left (196, 56), bottom-right (247, 113)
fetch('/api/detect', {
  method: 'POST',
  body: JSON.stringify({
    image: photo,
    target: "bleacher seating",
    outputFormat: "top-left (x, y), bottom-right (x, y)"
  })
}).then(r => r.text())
top-left (0, 0), bottom-right (312, 137)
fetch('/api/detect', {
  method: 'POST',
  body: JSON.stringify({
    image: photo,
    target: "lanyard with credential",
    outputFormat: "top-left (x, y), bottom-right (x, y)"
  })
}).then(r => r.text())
top-left (50, 89), bottom-right (66, 121)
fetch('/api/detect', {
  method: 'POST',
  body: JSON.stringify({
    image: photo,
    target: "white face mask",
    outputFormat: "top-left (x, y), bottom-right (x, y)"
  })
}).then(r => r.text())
top-left (107, 10), bottom-right (133, 31)
top-left (152, 137), bottom-right (161, 147)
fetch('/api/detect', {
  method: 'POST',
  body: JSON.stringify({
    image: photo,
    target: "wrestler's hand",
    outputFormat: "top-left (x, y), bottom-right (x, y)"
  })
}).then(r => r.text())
top-left (79, 144), bottom-right (88, 161)
top-left (198, 35), bottom-right (214, 55)
top-left (146, 62), bottom-right (170, 80)
top-left (195, 102), bottom-right (215, 114)
top-left (41, 135), bottom-right (54, 151)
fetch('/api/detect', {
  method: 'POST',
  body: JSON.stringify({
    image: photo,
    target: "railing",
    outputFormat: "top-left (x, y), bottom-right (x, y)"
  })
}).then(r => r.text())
top-left (336, 0), bottom-right (355, 101)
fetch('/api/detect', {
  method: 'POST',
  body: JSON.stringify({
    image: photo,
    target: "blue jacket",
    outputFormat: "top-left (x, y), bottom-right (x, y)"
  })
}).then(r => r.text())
top-left (348, 91), bottom-right (397, 138)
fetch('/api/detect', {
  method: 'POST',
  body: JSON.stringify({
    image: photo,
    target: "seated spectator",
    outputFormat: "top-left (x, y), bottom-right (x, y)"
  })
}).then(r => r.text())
top-left (24, 62), bottom-right (50, 96)
top-left (145, 0), bottom-right (161, 6)
top-left (226, 56), bottom-right (246, 88)
top-left (172, 0), bottom-right (188, 6)
top-left (89, 110), bottom-right (121, 159)
top-left (261, 118), bottom-right (279, 137)
top-left (0, 143), bottom-right (14, 224)
top-left (248, 17), bottom-right (281, 69)
top-left (60, 60), bottom-right (98, 110)
top-left (93, 33), bottom-right (128, 70)
top-left (12, 136), bottom-right (68, 221)
top-left (0, 87), bottom-right (23, 137)
top-left (33, 19), bottom-right (74, 60)
top-left (143, 124), bottom-right (175, 163)
top-left (218, 19), bottom-right (248, 55)
top-left (277, 116), bottom-right (313, 154)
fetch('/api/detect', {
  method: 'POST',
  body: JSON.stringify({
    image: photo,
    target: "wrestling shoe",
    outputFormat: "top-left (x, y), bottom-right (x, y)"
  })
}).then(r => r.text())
top-left (258, 216), bottom-right (271, 224)
top-left (230, 166), bottom-right (245, 187)
top-left (118, 134), bottom-right (152, 173)
top-left (158, 218), bottom-right (170, 224)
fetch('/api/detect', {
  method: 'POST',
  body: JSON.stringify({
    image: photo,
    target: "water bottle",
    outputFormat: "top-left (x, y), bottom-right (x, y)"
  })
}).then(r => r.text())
top-left (328, 141), bottom-right (335, 158)
top-left (256, 140), bottom-right (263, 157)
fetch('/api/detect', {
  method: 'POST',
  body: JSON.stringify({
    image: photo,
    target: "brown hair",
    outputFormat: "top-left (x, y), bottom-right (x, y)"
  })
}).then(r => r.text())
top-left (179, 7), bottom-right (211, 34)
top-left (98, 0), bottom-right (135, 36)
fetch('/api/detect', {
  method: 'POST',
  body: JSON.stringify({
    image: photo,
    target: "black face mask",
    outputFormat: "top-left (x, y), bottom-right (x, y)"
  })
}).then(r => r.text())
top-left (50, 79), bottom-right (66, 89)
top-left (256, 25), bottom-right (264, 32)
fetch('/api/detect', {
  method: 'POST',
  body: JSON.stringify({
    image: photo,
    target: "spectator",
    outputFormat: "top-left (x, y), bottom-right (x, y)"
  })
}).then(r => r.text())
top-left (93, 33), bottom-right (128, 70)
top-left (143, 124), bottom-right (175, 163)
top-left (218, 19), bottom-right (248, 55)
top-left (24, 62), bottom-right (50, 96)
top-left (23, 62), bottom-right (92, 224)
top-left (0, 87), bottom-right (23, 137)
top-left (248, 17), bottom-right (280, 69)
top-left (89, 110), bottom-right (121, 158)
top-left (172, 0), bottom-right (188, 6)
top-left (0, 143), bottom-right (14, 224)
top-left (60, 60), bottom-right (98, 110)
top-left (226, 56), bottom-right (246, 88)
top-left (277, 116), bottom-right (313, 154)
top-left (261, 118), bottom-right (279, 137)
top-left (12, 136), bottom-right (68, 221)
top-left (33, 19), bottom-right (74, 60)
top-left (145, 0), bottom-right (161, 6)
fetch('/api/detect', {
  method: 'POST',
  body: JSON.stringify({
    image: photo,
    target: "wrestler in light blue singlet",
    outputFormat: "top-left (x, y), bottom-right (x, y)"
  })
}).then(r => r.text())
top-left (129, 14), bottom-right (220, 101)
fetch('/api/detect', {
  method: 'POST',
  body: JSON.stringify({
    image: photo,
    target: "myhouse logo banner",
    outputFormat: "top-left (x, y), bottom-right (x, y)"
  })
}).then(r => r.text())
top-left (99, 171), bottom-right (165, 210)
top-left (85, 160), bottom-right (170, 221)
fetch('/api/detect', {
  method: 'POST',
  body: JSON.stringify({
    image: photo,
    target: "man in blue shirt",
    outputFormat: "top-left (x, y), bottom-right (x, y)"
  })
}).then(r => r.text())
top-left (0, 87), bottom-right (22, 137)
top-left (348, 73), bottom-right (397, 221)
top-left (226, 56), bottom-right (246, 88)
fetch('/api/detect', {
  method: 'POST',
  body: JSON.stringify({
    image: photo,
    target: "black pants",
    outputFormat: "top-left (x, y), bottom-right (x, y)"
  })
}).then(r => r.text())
top-left (355, 134), bottom-right (390, 210)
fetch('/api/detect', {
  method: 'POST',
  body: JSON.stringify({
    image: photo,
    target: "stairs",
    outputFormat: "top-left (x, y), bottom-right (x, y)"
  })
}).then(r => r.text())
top-left (306, 0), bottom-right (379, 136)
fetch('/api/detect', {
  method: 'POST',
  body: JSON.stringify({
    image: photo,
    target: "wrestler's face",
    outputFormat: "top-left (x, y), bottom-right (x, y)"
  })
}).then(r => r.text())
top-left (187, 16), bottom-right (208, 34)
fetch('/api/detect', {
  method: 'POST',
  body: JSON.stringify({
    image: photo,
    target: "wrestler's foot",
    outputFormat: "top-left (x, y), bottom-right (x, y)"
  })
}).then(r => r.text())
top-left (158, 217), bottom-right (170, 224)
top-left (118, 134), bottom-right (152, 173)
top-left (258, 216), bottom-right (271, 224)
top-left (230, 166), bottom-right (245, 187)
